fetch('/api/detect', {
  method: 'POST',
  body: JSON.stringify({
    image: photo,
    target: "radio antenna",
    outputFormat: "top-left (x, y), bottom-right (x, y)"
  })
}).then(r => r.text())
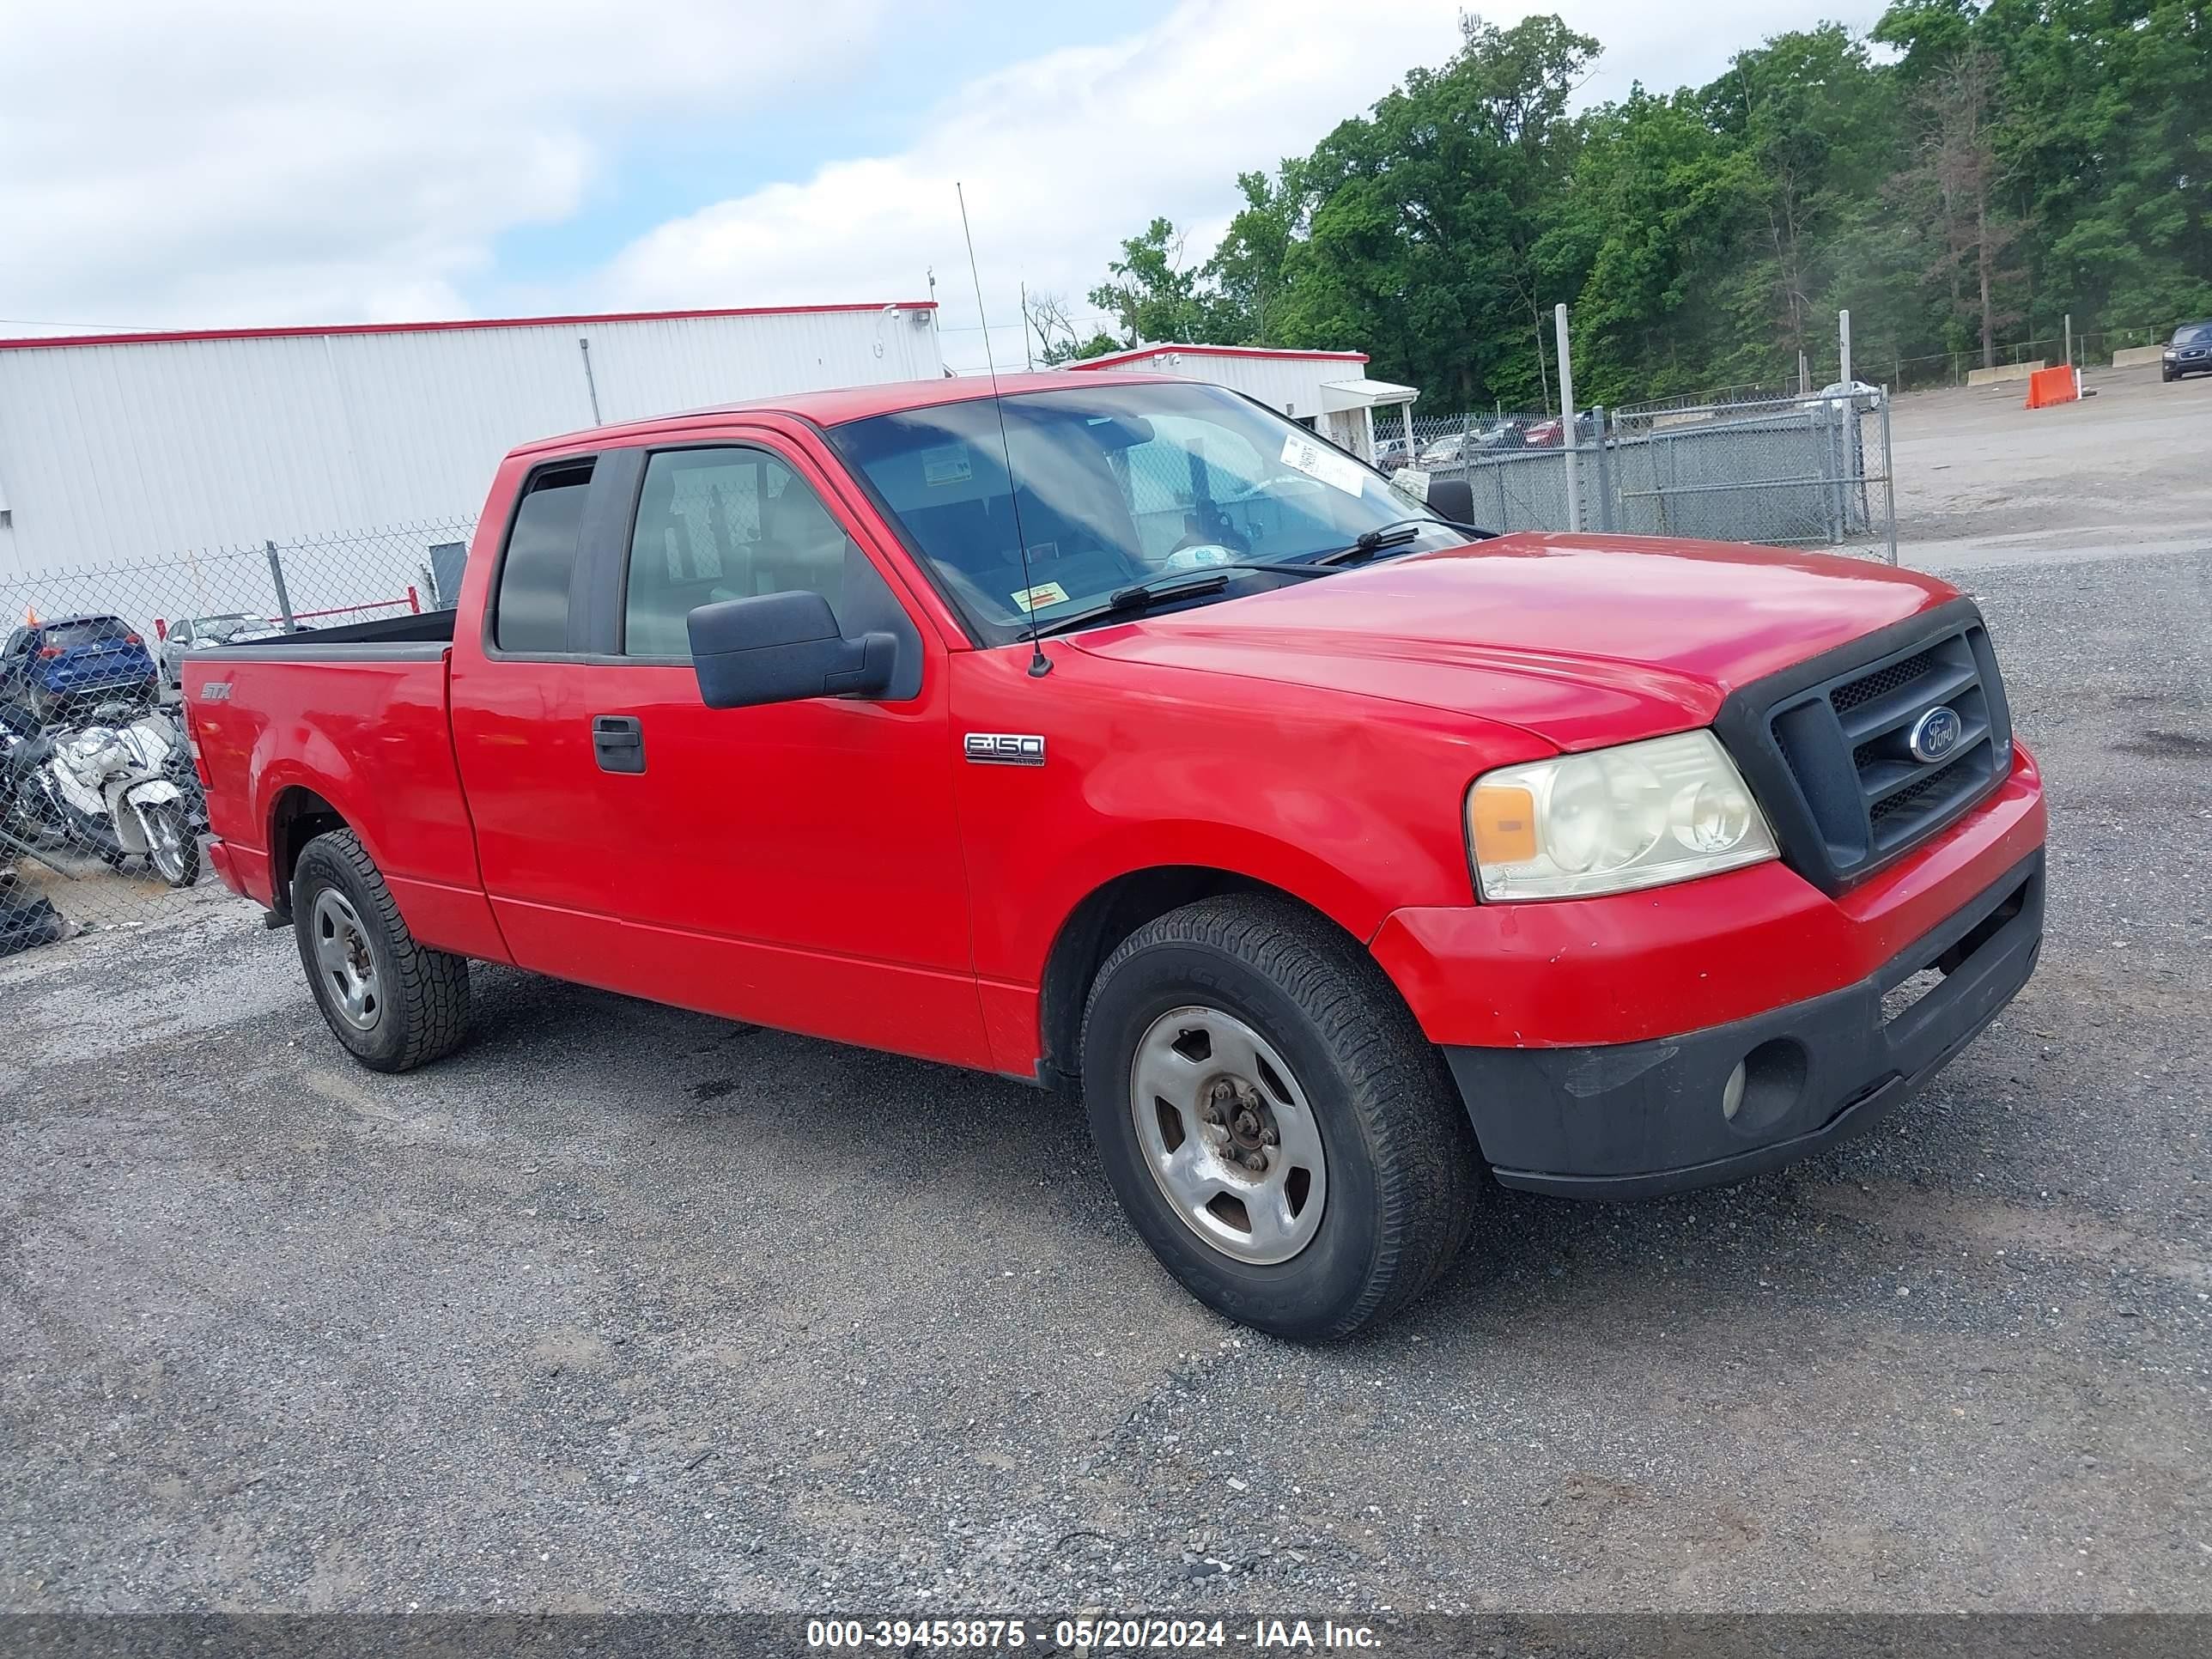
top-left (957, 181), bottom-right (1051, 678)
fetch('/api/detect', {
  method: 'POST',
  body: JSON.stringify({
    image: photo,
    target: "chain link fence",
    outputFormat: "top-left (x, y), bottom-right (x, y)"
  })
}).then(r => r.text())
top-left (1881, 323), bottom-right (2178, 391)
top-left (1399, 393), bottom-right (1893, 553)
top-left (1, 520), bottom-right (473, 953)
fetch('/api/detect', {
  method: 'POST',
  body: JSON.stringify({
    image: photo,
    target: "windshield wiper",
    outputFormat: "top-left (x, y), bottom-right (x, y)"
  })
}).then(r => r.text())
top-left (1030, 562), bottom-right (1332, 638)
top-left (1310, 520), bottom-right (1437, 567)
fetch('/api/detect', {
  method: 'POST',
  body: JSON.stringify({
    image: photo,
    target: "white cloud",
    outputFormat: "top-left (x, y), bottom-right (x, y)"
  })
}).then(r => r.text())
top-left (0, 0), bottom-right (891, 332)
top-left (599, 0), bottom-right (1883, 372)
top-left (599, 0), bottom-right (1469, 369)
top-left (1, 0), bottom-right (1881, 349)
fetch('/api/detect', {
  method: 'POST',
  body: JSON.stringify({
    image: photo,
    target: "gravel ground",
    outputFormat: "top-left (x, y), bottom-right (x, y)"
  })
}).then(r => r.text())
top-left (3, 544), bottom-right (2209, 1617)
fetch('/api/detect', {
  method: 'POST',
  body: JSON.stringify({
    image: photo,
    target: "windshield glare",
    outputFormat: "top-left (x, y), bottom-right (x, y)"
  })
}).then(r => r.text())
top-left (830, 382), bottom-right (1455, 643)
top-left (2175, 325), bottom-right (2212, 344)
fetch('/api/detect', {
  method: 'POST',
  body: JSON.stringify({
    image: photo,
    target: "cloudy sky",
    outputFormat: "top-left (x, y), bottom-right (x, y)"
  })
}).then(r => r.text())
top-left (0, 0), bottom-right (1881, 371)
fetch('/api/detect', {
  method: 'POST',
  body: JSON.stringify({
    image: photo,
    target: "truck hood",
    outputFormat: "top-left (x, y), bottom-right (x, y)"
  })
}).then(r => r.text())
top-left (1069, 532), bottom-right (1958, 751)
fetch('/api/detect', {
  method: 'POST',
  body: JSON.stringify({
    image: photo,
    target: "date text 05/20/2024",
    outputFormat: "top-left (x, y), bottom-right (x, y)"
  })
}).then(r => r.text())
top-left (805, 1617), bottom-right (1382, 1650)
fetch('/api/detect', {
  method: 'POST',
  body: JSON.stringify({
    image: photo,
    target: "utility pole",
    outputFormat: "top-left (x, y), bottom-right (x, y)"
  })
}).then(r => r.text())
top-left (1555, 302), bottom-right (1580, 533)
top-left (1839, 308), bottom-right (1852, 391)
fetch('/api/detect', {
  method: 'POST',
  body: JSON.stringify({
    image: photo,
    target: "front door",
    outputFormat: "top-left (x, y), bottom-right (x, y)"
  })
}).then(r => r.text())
top-left (450, 431), bottom-right (988, 1069)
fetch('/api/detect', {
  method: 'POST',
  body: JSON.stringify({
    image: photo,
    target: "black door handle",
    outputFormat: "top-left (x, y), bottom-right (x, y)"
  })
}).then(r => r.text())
top-left (592, 714), bottom-right (645, 775)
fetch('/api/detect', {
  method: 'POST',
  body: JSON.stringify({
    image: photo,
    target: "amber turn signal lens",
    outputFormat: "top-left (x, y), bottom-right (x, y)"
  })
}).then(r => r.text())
top-left (1469, 783), bottom-right (1538, 863)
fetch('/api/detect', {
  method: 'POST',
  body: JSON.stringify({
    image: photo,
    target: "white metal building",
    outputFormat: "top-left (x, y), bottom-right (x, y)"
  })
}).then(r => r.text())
top-left (0, 301), bottom-right (944, 580)
top-left (1063, 343), bottom-right (1418, 461)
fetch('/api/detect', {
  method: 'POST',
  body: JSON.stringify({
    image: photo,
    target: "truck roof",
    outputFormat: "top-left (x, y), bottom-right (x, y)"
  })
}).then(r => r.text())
top-left (510, 369), bottom-right (1172, 458)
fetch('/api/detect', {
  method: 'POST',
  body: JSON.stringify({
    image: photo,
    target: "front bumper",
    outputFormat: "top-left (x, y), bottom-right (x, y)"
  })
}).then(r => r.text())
top-left (1443, 849), bottom-right (2043, 1198)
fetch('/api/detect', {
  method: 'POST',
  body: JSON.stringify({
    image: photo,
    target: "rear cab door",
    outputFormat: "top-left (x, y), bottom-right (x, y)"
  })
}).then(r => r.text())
top-left (446, 421), bottom-right (992, 1068)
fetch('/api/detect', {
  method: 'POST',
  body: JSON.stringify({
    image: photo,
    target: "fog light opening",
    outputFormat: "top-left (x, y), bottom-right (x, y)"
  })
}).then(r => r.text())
top-left (1721, 1060), bottom-right (1747, 1122)
top-left (1725, 1038), bottom-right (1810, 1134)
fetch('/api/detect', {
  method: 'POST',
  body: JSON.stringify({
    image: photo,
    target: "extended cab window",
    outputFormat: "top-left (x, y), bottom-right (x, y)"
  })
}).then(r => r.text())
top-left (623, 447), bottom-right (866, 657)
top-left (493, 459), bottom-right (594, 653)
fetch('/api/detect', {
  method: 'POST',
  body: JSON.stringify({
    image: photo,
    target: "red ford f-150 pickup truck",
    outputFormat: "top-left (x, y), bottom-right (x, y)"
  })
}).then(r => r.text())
top-left (184, 371), bottom-right (2045, 1339)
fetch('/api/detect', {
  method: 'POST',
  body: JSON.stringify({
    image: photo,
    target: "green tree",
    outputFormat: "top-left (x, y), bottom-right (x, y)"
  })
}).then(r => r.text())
top-left (1087, 218), bottom-right (1218, 345)
top-left (1065, 6), bottom-right (2210, 410)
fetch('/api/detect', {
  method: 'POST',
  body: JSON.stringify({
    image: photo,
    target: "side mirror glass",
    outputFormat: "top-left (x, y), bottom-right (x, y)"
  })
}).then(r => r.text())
top-left (687, 590), bottom-right (897, 710)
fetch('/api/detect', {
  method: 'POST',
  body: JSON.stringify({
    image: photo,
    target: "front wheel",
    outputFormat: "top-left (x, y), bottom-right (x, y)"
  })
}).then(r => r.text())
top-left (292, 829), bottom-right (470, 1073)
top-left (141, 800), bottom-right (198, 887)
top-left (1080, 894), bottom-right (1480, 1340)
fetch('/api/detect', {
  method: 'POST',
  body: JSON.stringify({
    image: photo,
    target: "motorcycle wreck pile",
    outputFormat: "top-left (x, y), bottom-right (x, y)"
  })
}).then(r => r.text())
top-left (2, 689), bottom-right (208, 954)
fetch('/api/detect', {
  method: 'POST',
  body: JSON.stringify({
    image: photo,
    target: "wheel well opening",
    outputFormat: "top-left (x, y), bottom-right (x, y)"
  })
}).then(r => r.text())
top-left (1038, 866), bottom-right (1310, 1091)
top-left (268, 787), bottom-right (347, 917)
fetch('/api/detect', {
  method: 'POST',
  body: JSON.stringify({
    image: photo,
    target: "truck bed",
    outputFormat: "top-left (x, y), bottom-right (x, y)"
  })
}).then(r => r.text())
top-left (183, 626), bottom-right (502, 960)
top-left (205, 607), bottom-right (456, 659)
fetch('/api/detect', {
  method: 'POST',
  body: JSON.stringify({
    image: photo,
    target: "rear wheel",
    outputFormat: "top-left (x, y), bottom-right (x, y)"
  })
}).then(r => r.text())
top-left (1079, 894), bottom-right (1480, 1340)
top-left (292, 830), bottom-right (470, 1072)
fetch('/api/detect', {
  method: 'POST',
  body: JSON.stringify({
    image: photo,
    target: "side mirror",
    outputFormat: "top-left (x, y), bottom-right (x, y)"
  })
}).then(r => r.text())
top-left (687, 590), bottom-right (897, 710)
top-left (1427, 479), bottom-right (1476, 527)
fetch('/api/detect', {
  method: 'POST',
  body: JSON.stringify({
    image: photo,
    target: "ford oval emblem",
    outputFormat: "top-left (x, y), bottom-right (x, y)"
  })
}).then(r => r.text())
top-left (1908, 704), bottom-right (1963, 763)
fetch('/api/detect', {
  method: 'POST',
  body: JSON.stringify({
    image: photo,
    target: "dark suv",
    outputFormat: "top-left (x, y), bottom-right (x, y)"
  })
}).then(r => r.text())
top-left (2162, 321), bottom-right (2212, 382)
top-left (0, 615), bottom-right (160, 725)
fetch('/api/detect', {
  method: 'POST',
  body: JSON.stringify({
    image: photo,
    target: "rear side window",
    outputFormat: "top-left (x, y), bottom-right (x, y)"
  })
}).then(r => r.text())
top-left (493, 460), bottom-right (594, 653)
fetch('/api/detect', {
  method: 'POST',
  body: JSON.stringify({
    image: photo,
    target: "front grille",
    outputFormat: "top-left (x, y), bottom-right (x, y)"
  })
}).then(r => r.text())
top-left (1831, 649), bottom-right (1938, 714)
top-left (1718, 606), bottom-right (2013, 893)
top-left (1868, 756), bottom-right (1963, 823)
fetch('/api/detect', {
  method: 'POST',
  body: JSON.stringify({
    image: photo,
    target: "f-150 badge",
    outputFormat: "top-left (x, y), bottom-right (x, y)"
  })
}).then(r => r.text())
top-left (964, 732), bottom-right (1045, 766)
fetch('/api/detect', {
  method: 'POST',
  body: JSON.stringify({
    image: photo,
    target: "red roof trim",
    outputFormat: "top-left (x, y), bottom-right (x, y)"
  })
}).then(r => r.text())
top-left (0, 301), bottom-right (940, 354)
top-left (1065, 343), bottom-right (1370, 371)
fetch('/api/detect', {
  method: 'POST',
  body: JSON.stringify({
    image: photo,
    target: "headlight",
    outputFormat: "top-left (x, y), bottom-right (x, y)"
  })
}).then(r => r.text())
top-left (1467, 731), bottom-right (1778, 901)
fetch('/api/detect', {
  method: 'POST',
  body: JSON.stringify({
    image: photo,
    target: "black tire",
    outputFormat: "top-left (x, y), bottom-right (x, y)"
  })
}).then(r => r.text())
top-left (2162, 368), bottom-right (2176, 382)
top-left (1079, 894), bottom-right (1480, 1340)
top-left (292, 829), bottom-right (470, 1073)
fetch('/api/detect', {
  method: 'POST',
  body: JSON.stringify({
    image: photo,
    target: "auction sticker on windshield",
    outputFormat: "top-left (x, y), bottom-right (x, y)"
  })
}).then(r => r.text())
top-left (1010, 582), bottom-right (1069, 612)
top-left (1279, 434), bottom-right (1368, 496)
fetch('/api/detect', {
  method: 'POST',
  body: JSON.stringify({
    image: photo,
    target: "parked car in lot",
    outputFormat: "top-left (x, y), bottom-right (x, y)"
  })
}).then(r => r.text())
top-left (161, 613), bottom-right (283, 690)
top-left (2161, 321), bottom-right (2212, 381)
top-left (1370, 437), bottom-right (1417, 474)
top-left (1, 615), bottom-right (158, 725)
top-left (1816, 379), bottom-right (1882, 407)
top-left (1522, 410), bottom-right (1602, 447)
top-left (1417, 432), bottom-right (1468, 467)
top-left (185, 370), bottom-right (2046, 1340)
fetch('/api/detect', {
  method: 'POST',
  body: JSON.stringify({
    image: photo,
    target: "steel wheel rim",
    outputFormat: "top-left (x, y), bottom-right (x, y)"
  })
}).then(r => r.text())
top-left (311, 889), bottom-right (381, 1032)
top-left (147, 809), bottom-right (186, 882)
top-left (1129, 1005), bottom-right (1328, 1265)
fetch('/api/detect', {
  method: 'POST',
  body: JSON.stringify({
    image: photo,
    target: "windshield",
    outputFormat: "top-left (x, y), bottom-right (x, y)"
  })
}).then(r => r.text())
top-left (829, 381), bottom-right (1459, 643)
top-left (2174, 324), bottom-right (2212, 345)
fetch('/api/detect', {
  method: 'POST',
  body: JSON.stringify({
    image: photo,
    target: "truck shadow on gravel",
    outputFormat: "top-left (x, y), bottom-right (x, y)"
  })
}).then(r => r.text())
top-left (453, 957), bottom-right (2082, 1352)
